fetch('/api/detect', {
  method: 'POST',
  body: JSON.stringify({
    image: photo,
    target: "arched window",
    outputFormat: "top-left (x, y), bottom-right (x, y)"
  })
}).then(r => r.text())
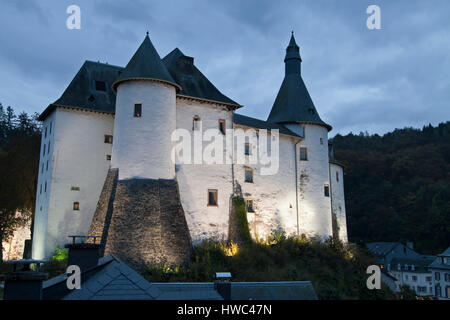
top-left (193, 115), bottom-right (201, 131)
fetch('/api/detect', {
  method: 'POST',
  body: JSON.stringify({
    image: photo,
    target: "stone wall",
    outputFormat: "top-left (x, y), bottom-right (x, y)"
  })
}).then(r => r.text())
top-left (89, 171), bottom-right (192, 271)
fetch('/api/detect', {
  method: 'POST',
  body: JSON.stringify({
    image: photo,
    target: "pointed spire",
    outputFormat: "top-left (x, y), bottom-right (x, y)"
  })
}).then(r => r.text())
top-left (284, 32), bottom-right (302, 75)
top-left (112, 34), bottom-right (181, 91)
top-left (288, 31), bottom-right (298, 48)
top-left (267, 32), bottom-right (331, 131)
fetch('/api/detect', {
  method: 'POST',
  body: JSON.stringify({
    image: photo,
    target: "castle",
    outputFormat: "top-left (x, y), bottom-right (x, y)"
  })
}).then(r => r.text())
top-left (31, 32), bottom-right (348, 267)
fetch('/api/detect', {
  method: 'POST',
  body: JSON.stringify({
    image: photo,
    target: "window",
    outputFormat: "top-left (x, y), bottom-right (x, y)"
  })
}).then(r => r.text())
top-left (435, 272), bottom-right (441, 281)
top-left (245, 143), bottom-right (251, 156)
top-left (73, 202), bottom-right (80, 211)
top-left (40, 184), bottom-right (42, 194)
top-left (46, 160), bottom-right (49, 171)
top-left (104, 135), bottom-right (113, 144)
top-left (44, 127), bottom-right (47, 138)
top-left (71, 186), bottom-right (80, 191)
top-left (412, 276), bottom-right (417, 282)
top-left (320, 137), bottom-right (323, 145)
top-left (445, 273), bottom-right (450, 282)
top-left (405, 275), bottom-right (408, 281)
top-left (426, 276), bottom-right (432, 282)
top-left (106, 155), bottom-right (111, 161)
top-left (246, 199), bottom-right (255, 212)
top-left (207, 189), bottom-right (218, 206)
top-left (41, 164), bottom-right (44, 173)
top-left (49, 121), bottom-right (52, 134)
top-left (245, 168), bottom-right (253, 183)
top-left (44, 181), bottom-right (47, 192)
top-left (193, 116), bottom-right (201, 131)
top-left (95, 80), bottom-right (106, 92)
top-left (134, 103), bottom-right (142, 117)
top-left (447, 286), bottom-right (450, 298)
top-left (435, 285), bottom-right (441, 297)
top-left (324, 184), bottom-right (330, 197)
top-left (418, 286), bottom-right (427, 293)
top-left (336, 171), bottom-right (339, 182)
top-left (43, 144), bottom-right (46, 156)
top-left (299, 147), bottom-right (308, 161)
top-left (218, 120), bottom-right (226, 135)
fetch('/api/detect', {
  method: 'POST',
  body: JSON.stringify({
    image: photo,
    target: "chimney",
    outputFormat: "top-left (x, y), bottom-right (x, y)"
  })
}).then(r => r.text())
top-left (215, 272), bottom-right (231, 300)
top-left (0, 259), bottom-right (47, 300)
top-left (65, 235), bottom-right (102, 272)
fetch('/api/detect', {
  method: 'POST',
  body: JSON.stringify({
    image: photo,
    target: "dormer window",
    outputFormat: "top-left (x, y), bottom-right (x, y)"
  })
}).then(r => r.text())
top-left (308, 108), bottom-right (315, 115)
top-left (95, 80), bottom-right (106, 92)
top-left (134, 103), bottom-right (142, 117)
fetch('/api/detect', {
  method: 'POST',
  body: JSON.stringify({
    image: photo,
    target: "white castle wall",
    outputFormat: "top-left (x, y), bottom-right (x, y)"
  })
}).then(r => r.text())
top-left (329, 163), bottom-right (348, 242)
top-left (175, 98), bottom-right (234, 243)
top-left (112, 81), bottom-right (176, 180)
top-left (233, 124), bottom-right (299, 241)
top-left (32, 107), bottom-right (114, 259)
top-left (285, 124), bottom-right (333, 239)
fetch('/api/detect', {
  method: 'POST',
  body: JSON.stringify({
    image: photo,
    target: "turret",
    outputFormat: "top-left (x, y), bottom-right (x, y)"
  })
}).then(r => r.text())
top-left (111, 33), bottom-right (181, 180)
top-left (267, 32), bottom-right (333, 239)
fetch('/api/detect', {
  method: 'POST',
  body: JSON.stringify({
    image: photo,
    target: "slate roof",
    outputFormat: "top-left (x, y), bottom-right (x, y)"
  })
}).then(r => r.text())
top-left (233, 113), bottom-right (302, 138)
top-left (230, 282), bottom-right (317, 300)
top-left (267, 34), bottom-right (331, 131)
top-left (366, 242), bottom-right (401, 258)
top-left (163, 48), bottom-right (241, 108)
top-left (39, 44), bottom-right (241, 121)
top-left (389, 256), bottom-right (436, 273)
top-left (112, 35), bottom-right (180, 91)
top-left (38, 61), bottom-right (122, 120)
top-left (61, 255), bottom-right (222, 300)
top-left (42, 254), bottom-right (318, 300)
top-left (429, 247), bottom-right (450, 270)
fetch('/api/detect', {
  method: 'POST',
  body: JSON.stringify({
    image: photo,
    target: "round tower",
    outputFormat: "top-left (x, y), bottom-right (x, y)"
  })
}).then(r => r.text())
top-left (111, 34), bottom-right (181, 180)
top-left (267, 32), bottom-right (333, 239)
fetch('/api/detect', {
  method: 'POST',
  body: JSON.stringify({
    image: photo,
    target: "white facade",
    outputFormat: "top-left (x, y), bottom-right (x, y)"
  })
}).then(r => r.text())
top-left (175, 98), bottom-right (234, 243)
top-left (32, 107), bottom-right (114, 259)
top-left (330, 163), bottom-right (348, 242)
top-left (112, 81), bottom-right (176, 180)
top-left (390, 268), bottom-right (434, 297)
top-left (285, 124), bottom-right (333, 238)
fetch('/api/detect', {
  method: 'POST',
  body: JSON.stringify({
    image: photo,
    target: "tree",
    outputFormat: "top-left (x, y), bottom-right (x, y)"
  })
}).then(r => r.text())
top-left (0, 105), bottom-right (41, 261)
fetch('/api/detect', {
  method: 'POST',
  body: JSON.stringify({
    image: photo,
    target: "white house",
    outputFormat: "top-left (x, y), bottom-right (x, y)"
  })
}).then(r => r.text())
top-left (429, 247), bottom-right (450, 300)
top-left (31, 33), bottom-right (348, 261)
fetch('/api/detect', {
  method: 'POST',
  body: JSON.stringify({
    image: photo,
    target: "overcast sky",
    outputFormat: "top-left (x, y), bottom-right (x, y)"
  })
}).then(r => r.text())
top-left (0, 0), bottom-right (449, 136)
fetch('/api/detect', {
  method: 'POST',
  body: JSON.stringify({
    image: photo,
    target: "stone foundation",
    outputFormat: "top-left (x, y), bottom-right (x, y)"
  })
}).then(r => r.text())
top-left (89, 169), bottom-right (192, 271)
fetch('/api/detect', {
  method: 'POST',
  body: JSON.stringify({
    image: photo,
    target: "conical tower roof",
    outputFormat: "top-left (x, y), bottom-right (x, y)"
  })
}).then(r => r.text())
top-left (267, 33), bottom-right (331, 131)
top-left (112, 34), bottom-right (181, 91)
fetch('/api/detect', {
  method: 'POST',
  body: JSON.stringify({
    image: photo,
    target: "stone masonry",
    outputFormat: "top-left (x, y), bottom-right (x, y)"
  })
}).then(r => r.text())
top-left (89, 169), bottom-right (192, 271)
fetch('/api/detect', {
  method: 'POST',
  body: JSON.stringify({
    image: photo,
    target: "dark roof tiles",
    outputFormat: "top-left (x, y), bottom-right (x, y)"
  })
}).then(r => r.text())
top-left (112, 35), bottom-right (180, 91)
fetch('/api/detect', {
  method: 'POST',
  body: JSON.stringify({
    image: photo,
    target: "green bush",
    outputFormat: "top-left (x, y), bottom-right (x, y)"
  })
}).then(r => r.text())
top-left (233, 197), bottom-right (251, 243)
top-left (142, 236), bottom-right (396, 300)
